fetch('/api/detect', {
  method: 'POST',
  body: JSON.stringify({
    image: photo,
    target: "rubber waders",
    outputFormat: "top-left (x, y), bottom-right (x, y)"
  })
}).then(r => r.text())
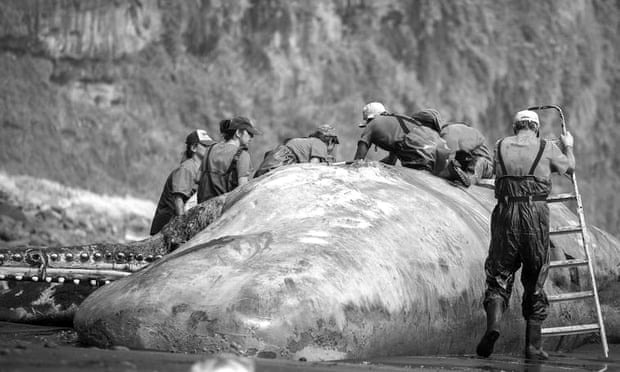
top-left (476, 300), bottom-right (503, 357)
top-left (525, 320), bottom-right (549, 360)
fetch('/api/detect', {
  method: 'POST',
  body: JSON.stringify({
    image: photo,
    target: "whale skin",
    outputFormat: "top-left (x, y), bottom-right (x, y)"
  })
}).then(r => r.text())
top-left (73, 163), bottom-right (620, 360)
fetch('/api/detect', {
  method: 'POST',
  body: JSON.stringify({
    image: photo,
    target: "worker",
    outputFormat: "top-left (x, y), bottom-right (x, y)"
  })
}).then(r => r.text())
top-left (476, 110), bottom-right (575, 360)
top-left (254, 124), bottom-right (339, 178)
top-left (150, 129), bottom-right (215, 235)
top-left (197, 116), bottom-right (260, 203)
top-left (353, 102), bottom-right (451, 173)
top-left (440, 122), bottom-right (494, 187)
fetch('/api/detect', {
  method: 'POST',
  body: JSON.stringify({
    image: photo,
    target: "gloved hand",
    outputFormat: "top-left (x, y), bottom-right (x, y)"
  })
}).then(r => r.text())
top-left (561, 131), bottom-right (574, 148)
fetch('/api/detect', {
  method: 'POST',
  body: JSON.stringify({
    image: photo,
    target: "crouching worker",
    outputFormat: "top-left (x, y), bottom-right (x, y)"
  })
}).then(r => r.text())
top-left (353, 102), bottom-right (451, 174)
top-left (197, 116), bottom-right (260, 203)
top-left (477, 110), bottom-right (575, 360)
top-left (150, 129), bottom-right (215, 235)
top-left (254, 124), bottom-right (339, 178)
top-left (440, 122), bottom-right (494, 187)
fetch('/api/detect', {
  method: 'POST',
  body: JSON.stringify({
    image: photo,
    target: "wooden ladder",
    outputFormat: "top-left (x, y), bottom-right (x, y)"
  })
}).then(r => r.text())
top-left (529, 105), bottom-right (608, 359)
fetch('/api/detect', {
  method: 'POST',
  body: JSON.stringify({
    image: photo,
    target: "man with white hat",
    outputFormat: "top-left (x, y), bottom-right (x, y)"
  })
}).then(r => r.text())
top-left (477, 109), bottom-right (575, 360)
top-left (150, 129), bottom-right (215, 235)
top-left (353, 102), bottom-right (450, 173)
top-left (353, 101), bottom-right (395, 163)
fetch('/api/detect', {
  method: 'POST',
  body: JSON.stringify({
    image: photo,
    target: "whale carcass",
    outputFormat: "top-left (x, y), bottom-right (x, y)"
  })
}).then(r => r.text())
top-left (72, 163), bottom-right (620, 360)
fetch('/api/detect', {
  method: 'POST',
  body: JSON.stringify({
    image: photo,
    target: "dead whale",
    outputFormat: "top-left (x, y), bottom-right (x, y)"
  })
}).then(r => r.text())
top-left (73, 163), bottom-right (620, 360)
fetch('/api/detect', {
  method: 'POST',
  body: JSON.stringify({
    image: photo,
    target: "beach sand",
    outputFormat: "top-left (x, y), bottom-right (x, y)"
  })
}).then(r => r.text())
top-left (0, 321), bottom-right (614, 372)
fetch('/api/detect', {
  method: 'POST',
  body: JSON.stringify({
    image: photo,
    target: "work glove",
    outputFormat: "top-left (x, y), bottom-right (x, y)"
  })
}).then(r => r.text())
top-left (560, 131), bottom-right (574, 148)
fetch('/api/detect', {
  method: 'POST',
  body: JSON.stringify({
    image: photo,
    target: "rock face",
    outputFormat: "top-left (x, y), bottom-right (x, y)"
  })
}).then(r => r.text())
top-left (0, 0), bottom-right (620, 236)
top-left (74, 164), bottom-right (620, 360)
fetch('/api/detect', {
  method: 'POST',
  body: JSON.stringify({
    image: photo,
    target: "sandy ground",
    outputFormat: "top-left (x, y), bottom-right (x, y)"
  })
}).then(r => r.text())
top-left (0, 321), bottom-right (615, 372)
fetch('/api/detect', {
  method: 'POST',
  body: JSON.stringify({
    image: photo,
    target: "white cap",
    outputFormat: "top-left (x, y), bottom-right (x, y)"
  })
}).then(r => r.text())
top-left (196, 129), bottom-right (212, 142)
top-left (186, 129), bottom-right (214, 146)
top-left (514, 110), bottom-right (539, 125)
top-left (359, 102), bottom-right (386, 127)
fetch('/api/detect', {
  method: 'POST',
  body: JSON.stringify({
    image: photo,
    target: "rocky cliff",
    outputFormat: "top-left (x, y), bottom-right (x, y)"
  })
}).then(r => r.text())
top-left (0, 0), bottom-right (619, 235)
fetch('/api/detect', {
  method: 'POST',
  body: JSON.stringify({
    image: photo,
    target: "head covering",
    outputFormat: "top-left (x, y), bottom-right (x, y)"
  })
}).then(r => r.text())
top-left (359, 102), bottom-right (387, 127)
top-left (185, 129), bottom-right (214, 146)
top-left (316, 124), bottom-right (339, 144)
top-left (225, 116), bottom-right (261, 136)
top-left (513, 110), bottom-right (539, 125)
top-left (513, 110), bottom-right (540, 135)
top-left (411, 109), bottom-right (443, 132)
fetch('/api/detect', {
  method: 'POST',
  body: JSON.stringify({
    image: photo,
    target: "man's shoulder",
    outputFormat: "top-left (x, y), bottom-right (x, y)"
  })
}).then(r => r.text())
top-left (542, 138), bottom-right (564, 156)
top-left (369, 115), bottom-right (398, 128)
top-left (212, 142), bottom-right (238, 155)
top-left (375, 114), bottom-right (398, 123)
top-left (496, 135), bottom-right (515, 145)
top-left (179, 157), bottom-right (201, 172)
top-left (307, 137), bottom-right (326, 147)
top-left (499, 136), bottom-right (547, 150)
top-left (287, 137), bottom-right (309, 145)
top-left (207, 143), bottom-right (238, 166)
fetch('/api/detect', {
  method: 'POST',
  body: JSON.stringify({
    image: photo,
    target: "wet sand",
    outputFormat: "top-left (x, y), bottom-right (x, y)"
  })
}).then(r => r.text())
top-left (0, 321), bottom-right (614, 372)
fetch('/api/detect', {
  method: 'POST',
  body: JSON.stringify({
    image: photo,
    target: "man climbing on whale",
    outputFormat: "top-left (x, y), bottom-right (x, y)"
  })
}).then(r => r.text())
top-left (439, 121), bottom-right (494, 187)
top-left (353, 102), bottom-right (451, 174)
top-left (476, 109), bottom-right (575, 360)
top-left (253, 124), bottom-right (339, 178)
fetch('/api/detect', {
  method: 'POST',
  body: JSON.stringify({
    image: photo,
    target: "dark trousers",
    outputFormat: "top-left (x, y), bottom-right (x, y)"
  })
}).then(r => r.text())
top-left (483, 202), bottom-right (550, 321)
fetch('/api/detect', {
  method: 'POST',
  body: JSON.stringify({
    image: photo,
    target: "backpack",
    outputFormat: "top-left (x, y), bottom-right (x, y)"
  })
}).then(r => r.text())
top-left (197, 145), bottom-right (247, 203)
top-left (385, 113), bottom-right (453, 174)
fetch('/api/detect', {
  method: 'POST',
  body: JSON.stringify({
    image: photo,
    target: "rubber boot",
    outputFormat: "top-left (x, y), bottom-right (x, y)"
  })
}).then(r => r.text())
top-left (525, 320), bottom-right (549, 360)
top-left (476, 300), bottom-right (503, 357)
top-left (448, 161), bottom-right (471, 187)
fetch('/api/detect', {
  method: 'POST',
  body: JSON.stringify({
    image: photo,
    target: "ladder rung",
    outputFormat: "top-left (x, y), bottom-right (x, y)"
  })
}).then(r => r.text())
top-left (542, 323), bottom-right (600, 337)
top-left (549, 258), bottom-right (589, 268)
top-left (550, 225), bottom-right (583, 235)
top-left (548, 290), bottom-right (594, 302)
top-left (546, 193), bottom-right (577, 203)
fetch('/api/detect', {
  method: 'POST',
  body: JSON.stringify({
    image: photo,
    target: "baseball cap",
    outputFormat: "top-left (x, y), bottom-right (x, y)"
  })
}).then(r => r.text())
top-left (359, 102), bottom-right (386, 127)
top-left (514, 110), bottom-right (539, 125)
top-left (186, 129), bottom-right (214, 146)
top-left (226, 116), bottom-right (261, 136)
top-left (317, 124), bottom-right (339, 144)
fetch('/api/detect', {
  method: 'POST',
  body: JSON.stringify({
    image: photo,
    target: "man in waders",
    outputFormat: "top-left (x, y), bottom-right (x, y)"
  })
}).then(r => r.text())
top-left (476, 110), bottom-right (575, 360)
